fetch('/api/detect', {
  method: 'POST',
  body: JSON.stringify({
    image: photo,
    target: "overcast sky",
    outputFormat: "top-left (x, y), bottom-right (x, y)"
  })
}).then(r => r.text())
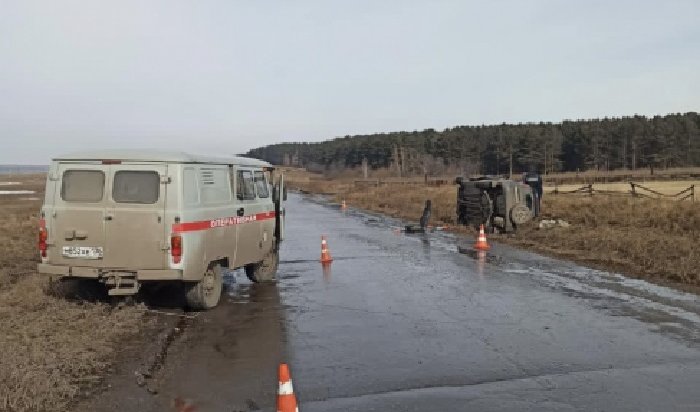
top-left (1, 0), bottom-right (698, 164)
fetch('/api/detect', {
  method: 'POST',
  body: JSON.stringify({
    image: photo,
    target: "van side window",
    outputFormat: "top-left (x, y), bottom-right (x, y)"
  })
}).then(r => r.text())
top-left (183, 167), bottom-right (199, 205)
top-left (236, 170), bottom-right (256, 200)
top-left (61, 170), bottom-right (105, 202)
top-left (113, 171), bottom-right (160, 204)
top-left (200, 168), bottom-right (231, 204)
top-left (254, 171), bottom-right (269, 198)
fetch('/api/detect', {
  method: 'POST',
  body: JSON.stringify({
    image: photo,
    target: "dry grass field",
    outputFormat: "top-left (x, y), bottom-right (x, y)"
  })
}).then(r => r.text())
top-left (0, 174), bottom-right (145, 412)
top-left (288, 172), bottom-right (700, 290)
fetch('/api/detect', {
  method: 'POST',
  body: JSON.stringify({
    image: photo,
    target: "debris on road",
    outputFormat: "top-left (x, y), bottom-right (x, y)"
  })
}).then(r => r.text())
top-left (404, 199), bottom-right (432, 233)
top-left (538, 219), bottom-right (571, 229)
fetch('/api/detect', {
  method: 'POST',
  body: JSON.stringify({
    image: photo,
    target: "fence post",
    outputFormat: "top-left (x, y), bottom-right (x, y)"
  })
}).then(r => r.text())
top-left (692, 185), bottom-right (695, 202)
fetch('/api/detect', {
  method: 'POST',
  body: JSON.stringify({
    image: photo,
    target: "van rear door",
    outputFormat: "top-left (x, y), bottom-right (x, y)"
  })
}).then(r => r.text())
top-left (103, 164), bottom-right (168, 269)
top-left (51, 163), bottom-right (108, 266)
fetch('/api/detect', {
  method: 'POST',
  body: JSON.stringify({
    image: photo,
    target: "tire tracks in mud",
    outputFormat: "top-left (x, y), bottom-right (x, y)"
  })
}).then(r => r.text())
top-left (72, 307), bottom-right (201, 412)
top-left (134, 310), bottom-right (199, 395)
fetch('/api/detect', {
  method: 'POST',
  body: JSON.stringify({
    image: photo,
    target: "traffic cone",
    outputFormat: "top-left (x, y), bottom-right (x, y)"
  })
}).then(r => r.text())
top-left (320, 236), bottom-right (333, 264)
top-left (474, 224), bottom-right (490, 251)
top-left (277, 363), bottom-right (299, 412)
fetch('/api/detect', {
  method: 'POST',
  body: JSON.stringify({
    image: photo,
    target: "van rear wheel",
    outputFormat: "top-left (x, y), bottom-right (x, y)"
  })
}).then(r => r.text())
top-left (185, 265), bottom-right (223, 310)
top-left (245, 248), bottom-right (279, 283)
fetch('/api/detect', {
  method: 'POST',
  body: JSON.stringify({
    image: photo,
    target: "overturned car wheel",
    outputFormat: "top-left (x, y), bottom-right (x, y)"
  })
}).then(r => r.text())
top-left (510, 204), bottom-right (533, 226)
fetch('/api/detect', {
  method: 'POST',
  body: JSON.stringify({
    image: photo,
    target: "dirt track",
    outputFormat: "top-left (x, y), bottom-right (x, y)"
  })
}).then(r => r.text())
top-left (76, 283), bottom-right (285, 411)
top-left (71, 193), bottom-right (700, 411)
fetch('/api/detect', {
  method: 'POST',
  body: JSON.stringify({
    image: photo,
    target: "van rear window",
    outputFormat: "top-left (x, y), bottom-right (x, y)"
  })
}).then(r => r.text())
top-left (61, 170), bottom-right (105, 202)
top-left (112, 171), bottom-right (160, 204)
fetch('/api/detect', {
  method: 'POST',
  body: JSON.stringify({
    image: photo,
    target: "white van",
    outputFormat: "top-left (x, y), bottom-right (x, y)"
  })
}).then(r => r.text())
top-left (37, 150), bottom-right (285, 309)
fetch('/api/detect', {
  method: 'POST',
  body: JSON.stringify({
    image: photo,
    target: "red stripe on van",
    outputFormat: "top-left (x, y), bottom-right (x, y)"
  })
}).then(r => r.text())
top-left (172, 211), bottom-right (276, 233)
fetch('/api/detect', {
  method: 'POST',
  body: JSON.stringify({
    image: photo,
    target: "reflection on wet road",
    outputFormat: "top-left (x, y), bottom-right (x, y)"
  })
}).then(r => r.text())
top-left (279, 194), bottom-right (700, 411)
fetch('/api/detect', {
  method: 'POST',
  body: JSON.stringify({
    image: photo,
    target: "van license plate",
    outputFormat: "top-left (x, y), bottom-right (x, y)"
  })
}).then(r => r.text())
top-left (62, 246), bottom-right (103, 259)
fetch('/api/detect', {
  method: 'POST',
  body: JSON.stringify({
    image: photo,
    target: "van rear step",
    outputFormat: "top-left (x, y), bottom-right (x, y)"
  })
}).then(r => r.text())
top-left (103, 272), bottom-right (140, 296)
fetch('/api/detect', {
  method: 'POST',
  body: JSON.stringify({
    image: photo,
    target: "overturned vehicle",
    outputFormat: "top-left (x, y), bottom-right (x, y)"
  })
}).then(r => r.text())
top-left (456, 176), bottom-right (536, 233)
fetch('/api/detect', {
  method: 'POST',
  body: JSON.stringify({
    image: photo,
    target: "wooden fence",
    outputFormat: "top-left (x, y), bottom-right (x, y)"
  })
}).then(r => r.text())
top-left (630, 182), bottom-right (695, 201)
top-left (551, 182), bottom-right (695, 202)
top-left (354, 177), bottom-right (452, 188)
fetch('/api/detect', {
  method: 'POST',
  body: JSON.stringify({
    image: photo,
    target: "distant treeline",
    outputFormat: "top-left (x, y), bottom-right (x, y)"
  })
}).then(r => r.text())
top-left (246, 112), bottom-right (700, 175)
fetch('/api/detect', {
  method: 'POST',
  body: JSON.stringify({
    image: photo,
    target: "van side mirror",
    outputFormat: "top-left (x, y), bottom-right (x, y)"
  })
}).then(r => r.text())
top-left (283, 186), bottom-right (288, 201)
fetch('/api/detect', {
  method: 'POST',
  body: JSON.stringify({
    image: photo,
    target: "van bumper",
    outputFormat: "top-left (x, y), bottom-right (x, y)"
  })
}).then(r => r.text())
top-left (36, 264), bottom-right (182, 280)
top-left (37, 263), bottom-right (70, 276)
top-left (136, 269), bottom-right (183, 281)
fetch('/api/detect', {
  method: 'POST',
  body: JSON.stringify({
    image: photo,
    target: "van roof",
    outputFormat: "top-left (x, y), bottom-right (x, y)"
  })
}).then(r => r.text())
top-left (53, 150), bottom-right (272, 168)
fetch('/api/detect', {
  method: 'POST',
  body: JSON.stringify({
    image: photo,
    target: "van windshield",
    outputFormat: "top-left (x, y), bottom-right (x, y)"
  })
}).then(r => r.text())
top-left (112, 171), bottom-right (160, 204)
top-left (61, 170), bottom-right (105, 202)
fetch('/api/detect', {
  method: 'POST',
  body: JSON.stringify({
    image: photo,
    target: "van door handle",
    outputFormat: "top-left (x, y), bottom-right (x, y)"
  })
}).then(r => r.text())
top-left (237, 208), bottom-right (245, 217)
top-left (105, 214), bottom-right (113, 221)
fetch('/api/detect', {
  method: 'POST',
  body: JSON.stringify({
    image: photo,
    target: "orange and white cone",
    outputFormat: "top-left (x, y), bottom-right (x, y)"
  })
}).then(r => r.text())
top-left (277, 363), bottom-right (299, 412)
top-left (474, 224), bottom-right (490, 251)
top-left (320, 236), bottom-right (333, 264)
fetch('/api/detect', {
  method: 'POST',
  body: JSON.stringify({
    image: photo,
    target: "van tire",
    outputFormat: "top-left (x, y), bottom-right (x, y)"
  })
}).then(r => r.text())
top-left (185, 264), bottom-right (223, 310)
top-left (245, 248), bottom-right (279, 283)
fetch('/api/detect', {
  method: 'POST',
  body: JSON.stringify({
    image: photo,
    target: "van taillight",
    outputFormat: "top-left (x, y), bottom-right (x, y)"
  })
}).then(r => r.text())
top-left (39, 221), bottom-right (48, 258)
top-left (171, 234), bottom-right (182, 264)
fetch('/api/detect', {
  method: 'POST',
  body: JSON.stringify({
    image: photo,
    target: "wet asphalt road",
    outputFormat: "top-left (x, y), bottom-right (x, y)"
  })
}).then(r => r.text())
top-left (80, 193), bottom-right (700, 411)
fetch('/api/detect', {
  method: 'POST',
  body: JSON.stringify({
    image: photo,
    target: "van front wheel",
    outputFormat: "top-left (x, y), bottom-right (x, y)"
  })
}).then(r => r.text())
top-left (185, 265), bottom-right (223, 310)
top-left (245, 248), bottom-right (279, 283)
